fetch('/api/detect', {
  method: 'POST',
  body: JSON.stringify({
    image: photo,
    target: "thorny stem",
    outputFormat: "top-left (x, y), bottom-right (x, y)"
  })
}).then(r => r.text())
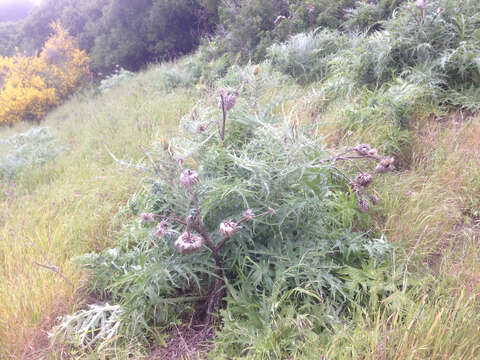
top-left (331, 166), bottom-right (353, 183)
top-left (345, 158), bottom-right (365, 173)
top-left (215, 209), bottom-right (275, 252)
top-left (186, 187), bottom-right (222, 269)
top-left (155, 214), bottom-right (187, 225)
top-left (318, 152), bottom-right (381, 164)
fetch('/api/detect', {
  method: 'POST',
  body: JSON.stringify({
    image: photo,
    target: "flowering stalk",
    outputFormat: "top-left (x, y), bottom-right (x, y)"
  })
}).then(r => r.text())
top-left (318, 144), bottom-right (395, 212)
top-left (218, 88), bottom-right (239, 148)
top-left (215, 208), bottom-right (276, 252)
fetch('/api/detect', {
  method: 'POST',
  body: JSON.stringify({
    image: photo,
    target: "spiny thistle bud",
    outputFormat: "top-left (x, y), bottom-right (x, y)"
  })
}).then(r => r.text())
top-left (174, 232), bottom-right (203, 254)
top-left (415, 0), bottom-right (427, 9)
top-left (349, 181), bottom-right (362, 193)
top-left (243, 209), bottom-right (255, 221)
top-left (375, 157), bottom-right (395, 174)
top-left (197, 124), bottom-right (206, 133)
top-left (218, 88), bottom-right (238, 112)
top-left (368, 148), bottom-right (379, 158)
top-left (140, 213), bottom-right (155, 222)
top-left (354, 144), bottom-right (372, 156)
top-left (369, 194), bottom-right (379, 205)
top-left (159, 137), bottom-right (170, 151)
top-left (357, 197), bottom-right (370, 213)
top-left (179, 169), bottom-right (199, 188)
top-left (219, 220), bottom-right (239, 239)
top-left (155, 220), bottom-right (169, 238)
top-left (355, 173), bottom-right (373, 187)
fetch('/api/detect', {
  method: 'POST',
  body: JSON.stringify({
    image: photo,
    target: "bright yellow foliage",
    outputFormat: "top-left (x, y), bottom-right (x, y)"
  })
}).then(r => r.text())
top-left (0, 23), bottom-right (90, 124)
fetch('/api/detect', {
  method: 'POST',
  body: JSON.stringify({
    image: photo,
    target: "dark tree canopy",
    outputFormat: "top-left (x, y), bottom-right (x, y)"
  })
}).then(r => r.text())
top-left (0, 0), bottom-right (401, 72)
top-left (1, 0), bottom-right (215, 72)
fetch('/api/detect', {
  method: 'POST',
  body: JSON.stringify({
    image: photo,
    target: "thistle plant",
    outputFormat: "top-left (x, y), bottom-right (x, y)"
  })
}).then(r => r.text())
top-left (139, 163), bottom-right (275, 324)
top-left (405, 0), bottom-right (445, 26)
top-left (319, 143), bottom-right (395, 212)
top-left (74, 82), bottom-right (396, 348)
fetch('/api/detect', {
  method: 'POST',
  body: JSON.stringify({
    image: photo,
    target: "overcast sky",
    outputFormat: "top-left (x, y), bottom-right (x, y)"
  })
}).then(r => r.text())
top-left (0, 0), bottom-right (42, 5)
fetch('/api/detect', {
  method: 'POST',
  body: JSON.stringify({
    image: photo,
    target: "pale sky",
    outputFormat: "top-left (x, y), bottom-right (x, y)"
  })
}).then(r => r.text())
top-left (0, 0), bottom-right (42, 4)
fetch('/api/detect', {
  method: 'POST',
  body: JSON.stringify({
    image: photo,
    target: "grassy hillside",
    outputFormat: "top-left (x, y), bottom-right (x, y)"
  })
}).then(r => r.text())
top-left (0, 66), bottom-right (196, 357)
top-left (1, 1), bottom-right (480, 359)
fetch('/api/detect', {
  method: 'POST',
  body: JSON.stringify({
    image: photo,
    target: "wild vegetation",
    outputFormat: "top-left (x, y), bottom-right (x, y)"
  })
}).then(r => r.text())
top-left (0, 0), bottom-right (479, 359)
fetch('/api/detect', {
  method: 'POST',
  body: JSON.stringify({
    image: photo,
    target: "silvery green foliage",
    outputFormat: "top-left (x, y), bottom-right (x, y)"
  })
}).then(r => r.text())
top-left (49, 303), bottom-right (124, 351)
top-left (269, 0), bottom-right (480, 98)
top-left (0, 127), bottom-right (64, 178)
top-left (268, 30), bottom-right (349, 84)
top-left (98, 68), bottom-right (135, 94)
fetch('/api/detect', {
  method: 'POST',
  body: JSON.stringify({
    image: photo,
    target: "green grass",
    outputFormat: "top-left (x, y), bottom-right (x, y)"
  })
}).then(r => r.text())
top-left (0, 67), bottom-right (196, 358)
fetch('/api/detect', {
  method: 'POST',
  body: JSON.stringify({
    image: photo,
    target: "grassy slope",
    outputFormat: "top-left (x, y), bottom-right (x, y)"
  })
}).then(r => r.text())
top-left (316, 111), bottom-right (480, 359)
top-left (0, 66), bottom-right (196, 358)
top-left (0, 61), bottom-right (479, 359)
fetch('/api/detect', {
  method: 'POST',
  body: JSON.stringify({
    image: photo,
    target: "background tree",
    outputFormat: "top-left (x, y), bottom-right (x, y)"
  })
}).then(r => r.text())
top-left (0, 23), bottom-right (90, 124)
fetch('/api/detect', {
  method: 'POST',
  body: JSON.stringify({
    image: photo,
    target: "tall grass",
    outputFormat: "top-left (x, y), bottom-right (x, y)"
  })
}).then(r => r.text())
top-left (0, 67), bottom-right (196, 358)
top-left (321, 113), bottom-right (480, 359)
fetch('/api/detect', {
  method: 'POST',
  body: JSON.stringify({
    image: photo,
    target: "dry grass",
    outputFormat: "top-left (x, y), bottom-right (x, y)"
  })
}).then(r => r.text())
top-left (304, 105), bottom-right (480, 359)
top-left (339, 113), bottom-right (480, 359)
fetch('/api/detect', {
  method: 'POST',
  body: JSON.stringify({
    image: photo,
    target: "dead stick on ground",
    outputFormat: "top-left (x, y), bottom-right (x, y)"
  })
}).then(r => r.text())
top-left (175, 325), bottom-right (191, 355)
top-left (27, 237), bottom-right (74, 287)
top-left (402, 226), bottom-right (428, 293)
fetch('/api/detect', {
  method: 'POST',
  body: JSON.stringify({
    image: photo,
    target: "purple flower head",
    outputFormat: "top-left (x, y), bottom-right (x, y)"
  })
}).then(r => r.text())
top-left (354, 173), bottom-right (373, 187)
top-left (140, 213), bottom-right (155, 222)
top-left (243, 209), bottom-right (255, 221)
top-left (218, 88), bottom-right (238, 112)
top-left (155, 220), bottom-right (169, 238)
top-left (179, 169), bottom-right (199, 188)
top-left (415, 0), bottom-right (427, 9)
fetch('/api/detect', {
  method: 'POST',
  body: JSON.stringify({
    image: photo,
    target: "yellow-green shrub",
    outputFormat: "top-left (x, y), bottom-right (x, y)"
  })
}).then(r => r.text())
top-left (0, 23), bottom-right (90, 125)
